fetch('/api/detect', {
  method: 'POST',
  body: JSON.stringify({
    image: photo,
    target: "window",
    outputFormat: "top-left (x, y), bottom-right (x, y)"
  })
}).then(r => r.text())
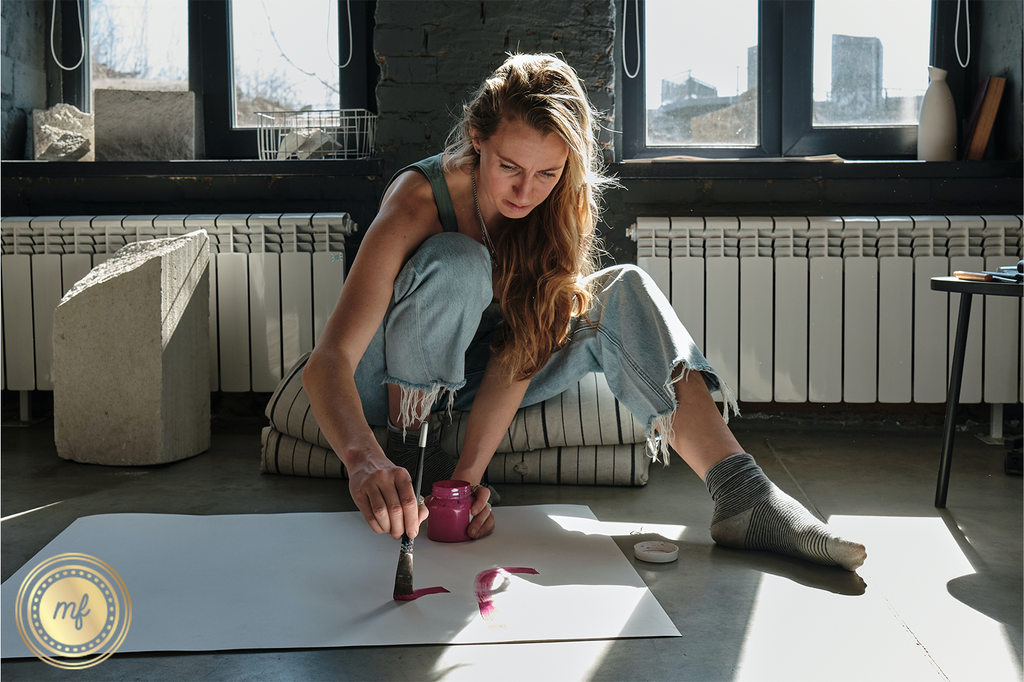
top-left (622, 0), bottom-right (940, 159)
top-left (229, 0), bottom-right (341, 128)
top-left (55, 0), bottom-right (373, 160)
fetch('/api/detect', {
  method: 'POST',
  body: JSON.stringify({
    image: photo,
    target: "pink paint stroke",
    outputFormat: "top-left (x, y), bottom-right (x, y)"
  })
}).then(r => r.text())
top-left (474, 567), bottom-right (539, 620)
top-left (393, 586), bottom-right (450, 602)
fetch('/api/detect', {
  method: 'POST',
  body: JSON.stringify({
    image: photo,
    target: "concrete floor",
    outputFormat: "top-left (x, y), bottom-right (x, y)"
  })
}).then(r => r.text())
top-left (1, 405), bottom-right (1021, 681)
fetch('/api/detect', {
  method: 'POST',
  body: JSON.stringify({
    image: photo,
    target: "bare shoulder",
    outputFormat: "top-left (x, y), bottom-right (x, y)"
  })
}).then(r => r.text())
top-left (375, 169), bottom-right (441, 236)
top-left (352, 168), bottom-right (443, 274)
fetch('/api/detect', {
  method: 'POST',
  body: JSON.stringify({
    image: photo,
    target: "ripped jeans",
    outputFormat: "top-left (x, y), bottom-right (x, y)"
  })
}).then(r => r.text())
top-left (352, 232), bottom-right (736, 461)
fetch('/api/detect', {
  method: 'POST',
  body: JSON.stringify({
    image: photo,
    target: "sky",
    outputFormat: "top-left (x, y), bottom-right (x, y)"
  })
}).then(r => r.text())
top-left (229, 0), bottom-right (342, 110)
top-left (90, 0), bottom-right (188, 80)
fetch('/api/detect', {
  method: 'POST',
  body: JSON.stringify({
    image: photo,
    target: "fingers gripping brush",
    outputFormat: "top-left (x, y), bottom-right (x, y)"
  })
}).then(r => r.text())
top-left (393, 420), bottom-right (429, 601)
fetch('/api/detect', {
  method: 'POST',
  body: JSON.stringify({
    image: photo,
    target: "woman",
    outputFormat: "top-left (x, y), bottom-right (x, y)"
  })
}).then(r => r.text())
top-left (304, 53), bottom-right (866, 571)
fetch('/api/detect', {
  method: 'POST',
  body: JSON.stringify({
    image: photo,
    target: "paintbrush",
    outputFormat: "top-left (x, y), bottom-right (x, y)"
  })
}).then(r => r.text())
top-left (393, 420), bottom-right (429, 601)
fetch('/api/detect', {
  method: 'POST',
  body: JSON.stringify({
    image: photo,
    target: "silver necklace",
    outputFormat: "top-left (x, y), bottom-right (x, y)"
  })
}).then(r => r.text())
top-left (471, 166), bottom-right (498, 270)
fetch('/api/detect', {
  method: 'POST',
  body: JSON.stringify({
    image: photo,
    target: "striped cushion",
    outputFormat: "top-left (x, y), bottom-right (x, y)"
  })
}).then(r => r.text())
top-left (484, 444), bottom-right (649, 486)
top-left (439, 372), bottom-right (647, 455)
top-left (261, 352), bottom-right (652, 486)
top-left (261, 427), bottom-right (346, 479)
top-left (260, 426), bottom-right (650, 486)
top-left (263, 353), bottom-right (334, 448)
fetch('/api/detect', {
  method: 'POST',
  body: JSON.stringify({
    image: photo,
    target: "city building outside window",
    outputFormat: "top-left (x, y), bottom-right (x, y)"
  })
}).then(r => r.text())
top-left (812, 0), bottom-right (931, 128)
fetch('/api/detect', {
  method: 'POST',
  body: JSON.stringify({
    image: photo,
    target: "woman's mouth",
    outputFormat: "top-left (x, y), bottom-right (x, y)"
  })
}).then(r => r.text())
top-left (505, 200), bottom-right (530, 212)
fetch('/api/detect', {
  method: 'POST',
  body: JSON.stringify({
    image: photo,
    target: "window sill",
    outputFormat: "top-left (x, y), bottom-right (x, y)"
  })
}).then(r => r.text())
top-left (6, 158), bottom-right (1017, 183)
top-left (0, 158), bottom-right (386, 179)
top-left (609, 159), bottom-right (1023, 181)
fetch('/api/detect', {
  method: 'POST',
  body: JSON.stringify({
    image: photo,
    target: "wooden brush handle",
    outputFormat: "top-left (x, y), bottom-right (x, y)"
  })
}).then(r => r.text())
top-left (954, 271), bottom-right (993, 282)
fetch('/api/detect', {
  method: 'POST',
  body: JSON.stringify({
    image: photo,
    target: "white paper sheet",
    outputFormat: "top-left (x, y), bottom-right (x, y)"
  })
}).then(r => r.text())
top-left (2, 505), bottom-right (679, 656)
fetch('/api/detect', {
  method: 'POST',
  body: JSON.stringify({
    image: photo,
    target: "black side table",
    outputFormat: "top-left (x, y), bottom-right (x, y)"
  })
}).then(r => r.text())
top-left (931, 276), bottom-right (1023, 507)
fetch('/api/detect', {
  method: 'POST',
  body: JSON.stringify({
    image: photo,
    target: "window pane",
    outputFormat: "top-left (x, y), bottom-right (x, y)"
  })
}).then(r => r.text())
top-left (90, 0), bottom-right (188, 92)
top-left (812, 0), bottom-right (931, 127)
top-left (644, 0), bottom-right (759, 148)
top-left (230, 0), bottom-right (341, 128)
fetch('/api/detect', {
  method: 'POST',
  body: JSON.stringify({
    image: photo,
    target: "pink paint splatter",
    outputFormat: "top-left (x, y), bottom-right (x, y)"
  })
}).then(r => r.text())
top-left (474, 567), bottom-right (538, 620)
top-left (393, 586), bottom-right (450, 602)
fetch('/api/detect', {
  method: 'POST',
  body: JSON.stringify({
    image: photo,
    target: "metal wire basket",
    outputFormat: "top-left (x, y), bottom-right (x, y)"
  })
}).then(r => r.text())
top-left (256, 109), bottom-right (377, 160)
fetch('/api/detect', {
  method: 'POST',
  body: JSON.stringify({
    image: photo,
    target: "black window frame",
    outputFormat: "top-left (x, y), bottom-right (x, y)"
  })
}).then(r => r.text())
top-left (54, 0), bottom-right (90, 112)
top-left (622, 0), bottom-right (965, 160)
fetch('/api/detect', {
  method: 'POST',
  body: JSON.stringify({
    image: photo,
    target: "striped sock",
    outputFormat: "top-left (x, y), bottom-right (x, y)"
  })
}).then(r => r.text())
top-left (705, 453), bottom-right (866, 571)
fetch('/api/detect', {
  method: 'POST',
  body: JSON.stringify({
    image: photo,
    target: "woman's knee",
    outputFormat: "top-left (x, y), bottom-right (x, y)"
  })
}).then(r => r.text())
top-left (394, 232), bottom-right (491, 308)
top-left (587, 263), bottom-right (660, 302)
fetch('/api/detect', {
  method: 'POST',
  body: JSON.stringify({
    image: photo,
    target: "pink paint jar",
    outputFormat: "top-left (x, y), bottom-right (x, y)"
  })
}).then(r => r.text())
top-left (426, 479), bottom-right (473, 542)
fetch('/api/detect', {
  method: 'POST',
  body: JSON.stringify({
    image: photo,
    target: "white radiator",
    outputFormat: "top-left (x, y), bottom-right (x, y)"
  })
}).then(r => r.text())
top-left (1, 213), bottom-right (356, 393)
top-left (631, 215), bottom-right (1023, 405)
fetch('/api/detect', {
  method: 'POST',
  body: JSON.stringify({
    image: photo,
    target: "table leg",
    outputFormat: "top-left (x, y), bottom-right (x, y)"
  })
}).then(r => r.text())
top-left (936, 292), bottom-right (973, 508)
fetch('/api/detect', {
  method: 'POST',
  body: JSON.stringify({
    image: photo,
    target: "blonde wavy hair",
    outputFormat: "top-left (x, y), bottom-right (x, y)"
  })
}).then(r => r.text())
top-left (444, 53), bottom-right (615, 386)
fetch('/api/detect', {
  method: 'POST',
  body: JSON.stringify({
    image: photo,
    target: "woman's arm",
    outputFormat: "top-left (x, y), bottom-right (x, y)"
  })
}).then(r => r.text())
top-left (303, 172), bottom-right (441, 541)
top-left (451, 351), bottom-right (531, 538)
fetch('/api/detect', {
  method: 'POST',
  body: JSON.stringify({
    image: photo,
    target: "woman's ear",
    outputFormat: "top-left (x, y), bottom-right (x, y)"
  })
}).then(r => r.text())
top-left (470, 127), bottom-right (481, 153)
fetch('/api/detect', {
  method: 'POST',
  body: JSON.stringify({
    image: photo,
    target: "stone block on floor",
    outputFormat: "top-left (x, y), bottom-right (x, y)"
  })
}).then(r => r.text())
top-left (53, 230), bottom-right (211, 465)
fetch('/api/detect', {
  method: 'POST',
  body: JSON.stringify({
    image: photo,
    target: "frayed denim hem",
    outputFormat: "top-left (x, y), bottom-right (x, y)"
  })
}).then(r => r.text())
top-left (383, 375), bottom-right (465, 439)
top-left (645, 362), bottom-right (740, 466)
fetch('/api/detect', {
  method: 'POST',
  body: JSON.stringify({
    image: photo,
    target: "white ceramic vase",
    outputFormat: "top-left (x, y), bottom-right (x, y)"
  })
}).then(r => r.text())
top-left (918, 66), bottom-right (957, 161)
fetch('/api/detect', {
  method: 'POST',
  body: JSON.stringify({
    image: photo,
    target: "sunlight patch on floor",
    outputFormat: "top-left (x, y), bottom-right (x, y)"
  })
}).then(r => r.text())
top-left (732, 515), bottom-right (1023, 681)
top-left (0, 501), bottom-right (62, 523)
top-left (548, 515), bottom-right (685, 540)
top-left (830, 515), bottom-right (1020, 682)
top-left (733, 570), bottom-right (942, 681)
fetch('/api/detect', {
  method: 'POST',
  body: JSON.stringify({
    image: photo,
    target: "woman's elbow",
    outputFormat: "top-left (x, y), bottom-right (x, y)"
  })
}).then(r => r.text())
top-left (301, 347), bottom-right (326, 397)
top-left (302, 345), bottom-right (350, 401)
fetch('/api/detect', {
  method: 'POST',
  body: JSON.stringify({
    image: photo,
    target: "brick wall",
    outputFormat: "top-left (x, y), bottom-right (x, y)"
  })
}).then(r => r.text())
top-left (373, 0), bottom-right (616, 177)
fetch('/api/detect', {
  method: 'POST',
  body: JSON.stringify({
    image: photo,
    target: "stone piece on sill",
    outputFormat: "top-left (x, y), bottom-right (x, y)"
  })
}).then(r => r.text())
top-left (278, 128), bottom-right (342, 159)
top-left (94, 89), bottom-right (196, 161)
top-left (53, 230), bottom-right (211, 466)
top-left (32, 103), bottom-right (95, 161)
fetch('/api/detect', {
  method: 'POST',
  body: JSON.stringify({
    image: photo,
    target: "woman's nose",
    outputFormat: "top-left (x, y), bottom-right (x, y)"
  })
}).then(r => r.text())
top-left (514, 178), bottom-right (534, 200)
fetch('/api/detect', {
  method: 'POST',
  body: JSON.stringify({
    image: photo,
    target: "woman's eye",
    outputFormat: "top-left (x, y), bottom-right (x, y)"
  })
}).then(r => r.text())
top-left (500, 164), bottom-right (516, 171)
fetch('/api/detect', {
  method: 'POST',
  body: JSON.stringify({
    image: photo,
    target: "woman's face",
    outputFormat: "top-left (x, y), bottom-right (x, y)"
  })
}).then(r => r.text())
top-left (473, 120), bottom-right (569, 221)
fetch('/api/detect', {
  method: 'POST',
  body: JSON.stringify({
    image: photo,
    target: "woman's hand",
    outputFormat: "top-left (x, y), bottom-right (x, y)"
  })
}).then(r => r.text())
top-left (346, 452), bottom-right (429, 540)
top-left (467, 484), bottom-right (496, 539)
